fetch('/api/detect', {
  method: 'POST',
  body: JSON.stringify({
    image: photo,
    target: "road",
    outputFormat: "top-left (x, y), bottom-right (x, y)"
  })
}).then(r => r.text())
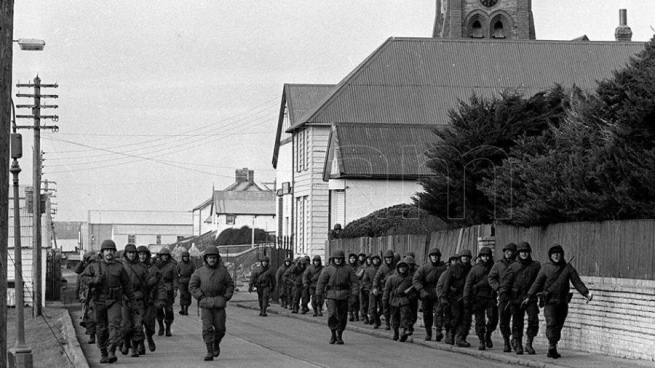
top-left (71, 300), bottom-right (515, 368)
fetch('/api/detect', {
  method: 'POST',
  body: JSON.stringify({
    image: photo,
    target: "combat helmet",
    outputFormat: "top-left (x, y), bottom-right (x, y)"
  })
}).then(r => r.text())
top-left (517, 241), bottom-right (532, 253)
top-left (100, 239), bottom-right (117, 251)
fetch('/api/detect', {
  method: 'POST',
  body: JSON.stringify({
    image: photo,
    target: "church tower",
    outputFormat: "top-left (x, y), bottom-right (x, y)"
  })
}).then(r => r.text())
top-left (433, 0), bottom-right (535, 40)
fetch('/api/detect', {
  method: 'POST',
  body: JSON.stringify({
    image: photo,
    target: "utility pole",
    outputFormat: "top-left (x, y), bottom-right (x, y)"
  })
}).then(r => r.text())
top-left (15, 76), bottom-right (58, 317)
top-left (0, 1), bottom-right (15, 366)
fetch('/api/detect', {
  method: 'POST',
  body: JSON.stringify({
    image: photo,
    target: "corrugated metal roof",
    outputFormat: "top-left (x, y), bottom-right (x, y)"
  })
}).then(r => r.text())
top-left (291, 37), bottom-right (645, 130)
top-left (213, 190), bottom-right (276, 215)
top-left (326, 124), bottom-right (438, 178)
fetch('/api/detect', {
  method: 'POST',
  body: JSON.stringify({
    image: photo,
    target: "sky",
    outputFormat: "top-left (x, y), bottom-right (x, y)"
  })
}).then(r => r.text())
top-left (9, 0), bottom-right (655, 222)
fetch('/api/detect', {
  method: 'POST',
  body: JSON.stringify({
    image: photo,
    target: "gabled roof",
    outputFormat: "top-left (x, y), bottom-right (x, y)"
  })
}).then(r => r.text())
top-left (272, 84), bottom-right (335, 168)
top-left (192, 197), bottom-right (213, 212)
top-left (213, 191), bottom-right (276, 216)
top-left (324, 123), bottom-right (438, 180)
top-left (289, 37), bottom-right (645, 131)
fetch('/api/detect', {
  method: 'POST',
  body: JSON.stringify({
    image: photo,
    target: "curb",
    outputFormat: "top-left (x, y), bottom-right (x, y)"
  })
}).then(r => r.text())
top-left (234, 301), bottom-right (566, 368)
top-left (59, 309), bottom-right (90, 368)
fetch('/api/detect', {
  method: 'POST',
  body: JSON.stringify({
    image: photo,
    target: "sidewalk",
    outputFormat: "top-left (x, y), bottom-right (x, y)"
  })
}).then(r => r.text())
top-left (231, 290), bottom-right (655, 368)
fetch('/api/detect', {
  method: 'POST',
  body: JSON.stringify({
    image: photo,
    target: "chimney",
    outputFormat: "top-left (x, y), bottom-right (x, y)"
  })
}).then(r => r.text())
top-left (234, 168), bottom-right (255, 184)
top-left (615, 9), bottom-right (633, 42)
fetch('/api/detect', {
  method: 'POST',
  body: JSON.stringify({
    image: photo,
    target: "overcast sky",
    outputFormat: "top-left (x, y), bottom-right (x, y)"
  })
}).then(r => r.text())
top-left (10, 0), bottom-right (655, 222)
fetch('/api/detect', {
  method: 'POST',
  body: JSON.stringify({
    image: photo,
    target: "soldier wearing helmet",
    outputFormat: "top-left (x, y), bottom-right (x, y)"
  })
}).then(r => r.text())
top-left (358, 253), bottom-right (372, 324)
top-left (119, 243), bottom-right (149, 357)
top-left (82, 239), bottom-right (136, 364)
top-left (372, 249), bottom-right (397, 330)
top-left (488, 242), bottom-right (517, 352)
top-left (155, 247), bottom-right (178, 337)
top-left (347, 253), bottom-right (361, 321)
top-left (413, 247), bottom-right (447, 341)
top-left (499, 241), bottom-right (541, 355)
top-left (189, 245), bottom-right (235, 361)
top-left (464, 246), bottom-right (497, 351)
top-left (276, 257), bottom-right (292, 308)
top-left (527, 244), bottom-right (592, 359)
top-left (176, 249), bottom-right (196, 316)
top-left (75, 251), bottom-right (98, 344)
top-left (316, 249), bottom-right (357, 345)
top-left (440, 249), bottom-right (473, 347)
top-left (302, 255), bottom-right (324, 316)
top-left (383, 257), bottom-right (417, 342)
top-left (364, 254), bottom-right (382, 327)
top-left (283, 256), bottom-right (309, 314)
top-left (137, 245), bottom-right (166, 353)
top-left (249, 256), bottom-right (276, 316)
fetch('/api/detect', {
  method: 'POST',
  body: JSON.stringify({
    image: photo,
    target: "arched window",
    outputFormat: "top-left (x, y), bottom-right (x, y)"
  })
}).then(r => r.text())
top-left (489, 13), bottom-right (512, 39)
top-left (493, 21), bottom-right (505, 39)
top-left (466, 13), bottom-right (487, 39)
top-left (472, 20), bottom-right (484, 38)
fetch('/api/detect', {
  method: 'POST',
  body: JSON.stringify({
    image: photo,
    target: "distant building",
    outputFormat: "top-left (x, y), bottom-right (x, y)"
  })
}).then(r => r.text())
top-left (87, 210), bottom-right (192, 251)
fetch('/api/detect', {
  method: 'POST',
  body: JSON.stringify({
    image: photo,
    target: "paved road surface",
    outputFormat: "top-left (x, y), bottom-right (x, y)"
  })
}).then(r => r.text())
top-left (72, 302), bottom-right (514, 368)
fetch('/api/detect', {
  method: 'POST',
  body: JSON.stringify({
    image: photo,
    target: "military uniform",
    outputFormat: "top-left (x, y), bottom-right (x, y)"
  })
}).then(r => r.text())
top-left (488, 242), bottom-right (517, 352)
top-left (464, 246), bottom-right (498, 350)
top-left (441, 249), bottom-right (473, 347)
top-left (83, 240), bottom-right (136, 364)
top-left (347, 253), bottom-right (361, 321)
top-left (137, 245), bottom-right (166, 353)
top-left (316, 250), bottom-right (357, 345)
top-left (283, 258), bottom-right (307, 314)
top-left (499, 241), bottom-right (541, 355)
top-left (156, 248), bottom-right (178, 337)
top-left (413, 247), bottom-right (447, 341)
top-left (276, 258), bottom-right (292, 308)
top-left (372, 250), bottom-right (397, 330)
top-left (189, 245), bottom-right (235, 361)
top-left (249, 256), bottom-right (276, 316)
top-left (383, 258), bottom-right (417, 342)
top-left (176, 251), bottom-right (196, 316)
top-left (302, 255), bottom-right (324, 316)
top-left (364, 255), bottom-right (382, 326)
top-left (527, 244), bottom-right (591, 359)
top-left (358, 253), bottom-right (371, 323)
top-left (75, 252), bottom-right (98, 344)
top-left (120, 243), bottom-right (149, 357)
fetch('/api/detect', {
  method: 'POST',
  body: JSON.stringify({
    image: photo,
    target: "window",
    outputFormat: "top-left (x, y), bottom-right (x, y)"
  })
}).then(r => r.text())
top-left (128, 235), bottom-right (136, 244)
top-left (296, 196), bottom-right (308, 254)
top-left (296, 130), bottom-right (310, 172)
top-left (156, 235), bottom-right (161, 244)
top-left (471, 20), bottom-right (484, 38)
top-left (493, 21), bottom-right (506, 39)
top-left (226, 215), bottom-right (236, 225)
top-left (176, 236), bottom-right (184, 242)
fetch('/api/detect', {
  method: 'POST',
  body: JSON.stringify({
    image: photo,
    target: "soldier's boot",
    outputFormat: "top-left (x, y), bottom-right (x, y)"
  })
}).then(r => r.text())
top-left (349, 312), bottom-right (354, 322)
top-left (213, 339), bottom-right (221, 357)
top-left (313, 309), bottom-right (318, 317)
top-left (165, 323), bottom-right (172, 337)
top-left (514, 337), bottom-right (524, 355)
top-left (455, 335), bottom-right (471, 348)
top-left (204, 343), bottom-right (214, 361)
top-left (400, 328), bottom-right (408, 342)
top-left (392, 328), bottom-right (400, 341)
top-left (547, 343), bottom-right (561, 359)
top-left (435, 329), bottom-right (444, 342)
top-left (88, 333), bottom-right (95, 344)
top-left (355, 313), bottom-right (359, 322)
top-left (291, 305), bottom-right (299, 314)
top-left (445, 331), bottom-right (454, 345)
top-left (262, 305), bottom-right (268, 317)
top-left (130, 340), bottom-right (140, 357)
top-left (373, 316), bottom-right (381, 329)
top-left (157, 320), bottom-right (165, 336)
top-left (138, 340), bottom-right (146, 355)
top-left (100, 348), bottom-right (109, 364)
top-left (120, 340), bottom-right (130, 355)
top-left (407, 325), bottom-right (414, 336)
top-left (485, 331), bottom-right (493, 349)
top-left (385, 321), bottom-right (391, 331)
top-left (108, 345), bottom-right (118, 363)
top-left (336, 330), bottom-right (344, 345)
top-left (478, 335), bottom-right (486, 350)
top-left (525, 336), bottom-right (536, 355)
top-left (179, 305), bottom-right (184, 315)
top-left (329, 330), bottom-right (337, 344)
top-left (146, 334), bottom-right (156, 352)
top-left (424, 328), bottom-right (432, 341)
top-left (503, 336), bottom-right (512, 352)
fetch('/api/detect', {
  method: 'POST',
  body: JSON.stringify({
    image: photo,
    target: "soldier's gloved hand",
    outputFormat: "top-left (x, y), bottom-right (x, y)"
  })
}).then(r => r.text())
top-left (440, 298), bottom-right (449, 306)
top-left (420, 289), bottom-right (429, 299)
top-left (586, 291), bottom-right (593, 303)
top-left (521, 297), bottom-right (530, 308)
top-left (372, 288), bottom-right (379, 296)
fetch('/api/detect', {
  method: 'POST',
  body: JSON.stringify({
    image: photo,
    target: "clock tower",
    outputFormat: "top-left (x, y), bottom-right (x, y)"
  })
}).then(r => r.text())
top-left (433, 0), bottom-right (535, 40)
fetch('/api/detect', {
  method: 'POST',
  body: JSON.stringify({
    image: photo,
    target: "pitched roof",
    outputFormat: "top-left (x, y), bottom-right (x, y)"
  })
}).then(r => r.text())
top-left (289, 37), bottom-right (645, 131)
top-left (213, 190), bottom-right (276, 216)
top-left (324, 123), bottom-right (438, 180)
top-left (272, 84), bottom-right (335, 168)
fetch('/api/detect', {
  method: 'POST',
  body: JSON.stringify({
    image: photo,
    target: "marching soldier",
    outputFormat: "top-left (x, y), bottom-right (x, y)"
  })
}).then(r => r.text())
top-left (189, 245), bottom-right (235, 361)
top-left (440, 249), bottom-right (473, 347)
top-left (316, 249), bottom-right (357, 345)
top-left (384, 257), bottom-right (417, 342)
top-left (276, 257), bottom-right (292, 308)
top-left (120, 243), bottom-right (148, 357)
top-left (303, 255), bottom-right (324, 316)
top-left (347, 253), bottom-right (361, 321)
top-left (499, 241), bottom-right (540, 355)
top-left (83, 239), bottom-right (136, 364)
top-left (137, 246), bottom-right (166, 353)
top-left (364, 254), bottom-right (382, 326)
top-left (75, 251), bottom-right (98, 344)
top-left (464, 246), bottom-right (497, 351)
top-left (284, 257), bottom-right (308, 314)
top-left (372, 250), bottom-right (397, 330)
top-left (413, 247), bottom-right (447, 341)
top-left (357, 253), bottom-right (369, 323)
top-left (176, 250), bottom-right (196, 316)
top-left (249, 256), bottom-right (276, 316)
top-left (526, 244), bottom-right (593, 359)
top-left (156, 247), bottom-right (178, 337)
top-left (488, 242), bottom-right (517, 352)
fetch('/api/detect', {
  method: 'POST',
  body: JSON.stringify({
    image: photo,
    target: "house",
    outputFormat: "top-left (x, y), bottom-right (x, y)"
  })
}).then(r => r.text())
top-left (273, 1), bottom-right (644, 258)
top-left (87, 210), bottom-right (192, 250)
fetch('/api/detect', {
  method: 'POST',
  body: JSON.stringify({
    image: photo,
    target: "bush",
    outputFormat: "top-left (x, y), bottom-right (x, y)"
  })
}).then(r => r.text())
top-left (215, 226), bottom-right (271, 245)
top-left (340, 204), bottom-right (447, 238)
